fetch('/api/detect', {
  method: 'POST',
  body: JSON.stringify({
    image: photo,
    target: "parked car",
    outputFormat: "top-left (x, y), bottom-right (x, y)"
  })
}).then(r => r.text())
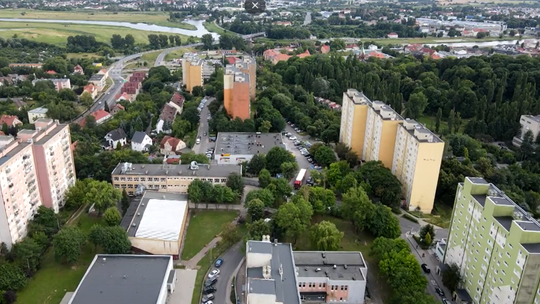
top-left (204, 301), bottom-right (213, 304)
top-left (421, 263), bottom-right (431, 273)
top-left (203, 132), bottom-right (207, 136)
top-left (204, 277), bottom-right (217, 287)
top-left (435, 287), bottom-right (445, 297)
top-left (441, 299), bottom-right (450, 304)
top-left (203, 294), bottom-right (215, 302)
top-left (306, 178), bottom-right (315, 186)
top-left (290, 136), bottom-right (297, 141)
top-left (307, 158), bottom-right (313, 163)
top-left (203, 287), bottom-right (216, 295)
top-left (215, 258), bottom-right (223, 268)
top-left (208, 269), bottom-right (220, 279)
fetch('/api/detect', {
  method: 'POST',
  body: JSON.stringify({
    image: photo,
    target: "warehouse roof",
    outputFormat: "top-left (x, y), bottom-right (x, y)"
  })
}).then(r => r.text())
top-left (215, 132), bottom-right (284, 156)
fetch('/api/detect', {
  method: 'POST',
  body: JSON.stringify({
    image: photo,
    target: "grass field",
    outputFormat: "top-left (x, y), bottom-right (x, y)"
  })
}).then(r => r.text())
top-left (141, 50), bottom-right (161, 66)
top-left (164, 47), bottom-right (195, 61)
top-left (417, 115), bottom-right (469, 134)
top-left (0, 9), bottom-right (196, 30)
top-left (0, 21), bottom-right (192, 45)
top-left (409, 203), bottom-right (453, 229)
top-left (204, 21), bottom-right (228, 35)
top-left (66, 52), bottom-right (104, 59)
top-left (293, 215), bottom-right (390, 304)
top-left (16, 213), bottom-right (104, 304)
top-left (181, 210), bottom-right (238, 260)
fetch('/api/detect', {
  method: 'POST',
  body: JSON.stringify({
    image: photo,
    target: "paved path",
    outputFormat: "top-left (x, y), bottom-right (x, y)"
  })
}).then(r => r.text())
top-left (178, 235), bottom-right (223, 269)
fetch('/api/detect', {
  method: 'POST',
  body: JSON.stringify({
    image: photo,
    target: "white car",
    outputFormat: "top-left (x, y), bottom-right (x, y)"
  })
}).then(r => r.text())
top-left (196, 138), bottom-right (201, 144)
top-left (208, 269), bottom-right (220, 279)
top-left (290, 136), bottom-right (297, 141)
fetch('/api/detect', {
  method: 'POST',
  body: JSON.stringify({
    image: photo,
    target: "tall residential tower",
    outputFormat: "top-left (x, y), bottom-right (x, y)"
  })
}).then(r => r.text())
top-left (224, 56), bottom-right (256, 121)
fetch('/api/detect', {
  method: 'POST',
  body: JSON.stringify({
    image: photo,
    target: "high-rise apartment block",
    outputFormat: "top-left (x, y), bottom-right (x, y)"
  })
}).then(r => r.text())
top-left (182, 53), bottom-right (203, 93)
top-left (339, 89), bottom-right (444, 212)
top-left (0, 118), bottom-right (76, 249)
top-left (224, 57), bottom-right (256, 121)
top-left (444, 177), bottom-right (540, 304)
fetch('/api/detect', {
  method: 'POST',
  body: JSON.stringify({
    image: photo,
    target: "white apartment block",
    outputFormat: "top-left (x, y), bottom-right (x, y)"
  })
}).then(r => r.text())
top-left (513, 115), bottom-right (540, 147)
top-left (0, 118), bottom-right (76, 249)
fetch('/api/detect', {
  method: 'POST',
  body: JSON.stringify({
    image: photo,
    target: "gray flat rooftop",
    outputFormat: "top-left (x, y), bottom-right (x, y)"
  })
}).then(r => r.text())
top-left (246, 241), bottom-right (300, 304)
top-left (35, 124), bottom-right (67, 145)
top-left (468, 177), bottom-right (488, 184)
top-left (0, 141), bottom-right (30, 167)
top-left (111, 162), bottom-right (241, 178)
top-left (70, 254), bottom-right (171, 304)
top-left (294, 251), bottom-right (366, 281)
top-left (489, 196), bottom-right (515, 206)
top-left (473, 195), bottom-right (487, 207)
top-left (494, 216), bottom-right (513, 231)
top-left (215, 132), bottom-right (283, 156)
top-left (522, 243), bottom-right (540, 254)
top-left (524, 115), bottom-right (540, 123)
top-left (29, 107), bottom-right (48, 114)
top-left (515, 221), bottom-right (540, 232)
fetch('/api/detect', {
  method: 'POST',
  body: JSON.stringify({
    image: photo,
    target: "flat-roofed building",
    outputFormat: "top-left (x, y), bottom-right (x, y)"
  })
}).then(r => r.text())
top-left (363, 101), bottom-right (403, 168)
top-left (224, 65), bottom-right (251, 120)
top-left (182, 53), bottom-right (203, 93)
top-left (245, 237), bottom-right (368, 304)
top-left (28, 107), bottom-right (48, 124)
top-left (67, 254), bottom-right (176, 304)
top-left (123, 191), bottom-right (188, 259)
top-left (214, 132), bottom-right (284, 165)
top-left (339, 89), bottom-right (371, 157)
top-left (111, 162), bottom-right (242, 196)
top-left (513, 114), bottom-right (540, 146)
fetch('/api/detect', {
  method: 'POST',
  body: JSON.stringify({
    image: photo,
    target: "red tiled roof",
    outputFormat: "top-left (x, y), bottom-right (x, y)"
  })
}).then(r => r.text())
top-left (368, 52), bottom-right (386, 59)
top-left (160, 135), bottom-right (182, 151)
top-left (115, 92), bottom-right (131, 101)
top-left (170, 92), bottom-right (185, 107)
top-left (297, 50), bottom-right (311, 58)
top-left (321, 45), bottom-right (331, 52)
top-left (115, 104), bottom-right (125, 110)
top-left (46, 70), bottom-right (56, 75)
top-left (121, 87), bottom-right (138, 94)
top-left (79, 109), bottom-right (111, 127)
top-left (226, 57), bottom-right (237, 64)
top-left (159, 104), bottom-right (177, 122)
top-left (83, 84), bottom-right (95, 93)
top-left (0, 115), bottom-right (22, 127)
top-left (420, 48), bottom-right (436, 55)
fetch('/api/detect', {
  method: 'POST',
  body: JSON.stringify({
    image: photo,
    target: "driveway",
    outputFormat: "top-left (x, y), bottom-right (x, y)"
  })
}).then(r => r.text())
top-left (169, 269), bottom-right (197, 304)
top-left (212, 242), bottom-right (243, 304)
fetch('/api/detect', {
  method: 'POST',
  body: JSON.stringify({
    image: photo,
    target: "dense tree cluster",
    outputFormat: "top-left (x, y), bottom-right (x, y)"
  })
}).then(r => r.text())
top-left (187, 179), bottom-right (237, 204)
top-left (147, 34), bottom-right (182, 49)
top-left (67, 35), bottom-right (107, 53)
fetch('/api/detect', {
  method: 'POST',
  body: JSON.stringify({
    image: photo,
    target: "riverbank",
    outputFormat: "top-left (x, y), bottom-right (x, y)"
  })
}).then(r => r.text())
top-left (0, 9), bottom-right (197, 30)
top-left (0, 21), bottom-right (191, 45)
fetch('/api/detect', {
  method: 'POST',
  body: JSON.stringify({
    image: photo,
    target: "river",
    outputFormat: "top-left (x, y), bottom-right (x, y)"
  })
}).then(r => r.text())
top-left (0, 18), bottom-right (219, 39)
top-left (425, 39), bottom-right (525, 48)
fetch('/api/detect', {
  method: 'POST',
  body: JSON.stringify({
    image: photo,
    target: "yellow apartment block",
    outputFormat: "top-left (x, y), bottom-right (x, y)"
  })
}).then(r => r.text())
top-left (339, 89), bottom-right (370, 157)
top-left (339, 89), bottom-right (444, 213)
top-left (182, 54), bottom-right (203, 93)
top-left (363, 100), bottom-right (402, 168)
top-left (391, 119), bottom-right (444, 213)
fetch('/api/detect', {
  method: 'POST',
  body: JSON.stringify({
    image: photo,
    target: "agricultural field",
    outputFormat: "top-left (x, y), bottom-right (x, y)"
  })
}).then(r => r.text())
top-left (0, 9), bottom-right (196, 29)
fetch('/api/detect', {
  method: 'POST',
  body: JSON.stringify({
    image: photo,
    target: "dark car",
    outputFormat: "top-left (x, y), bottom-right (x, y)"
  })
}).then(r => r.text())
top-left (421, 263), bottom-right (431, 274)
top-left (215, 258), bottom-right (223, 268)
top-left (203, 287), bottom-right (216, 295)
top-left (204, 277), bottom-right (217, 288)
top-left (442, 299), bottom-right (450, 304)
top-left (435, 287), bottom-right (445, 297)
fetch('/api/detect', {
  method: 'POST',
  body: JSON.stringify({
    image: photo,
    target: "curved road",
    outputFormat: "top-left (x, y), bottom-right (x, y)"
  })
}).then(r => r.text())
top-left (74, 43), bottom-right (202, 123)
top-left (214, 242), bottom-right (243, 304)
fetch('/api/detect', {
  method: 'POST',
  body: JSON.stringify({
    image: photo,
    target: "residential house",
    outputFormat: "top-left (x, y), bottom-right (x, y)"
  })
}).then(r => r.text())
top-left (321, 45), bottom-right (331, 54)
top-left (226, 57), bottom-right (237, 64)
top-left (46, 70), bottom-right (56, 75)
top-left (0, 115), bottom-right (22, 128)
top-left (98, 68), bottom-right (109, 78)
top-left (159, 104), bottom-right (178, 124)
top-left (32, 79), bottom-right (71, 92)
top-left (9, 63), bottom-right (42, 68)
top-left (296, 50), bottom-right (311, 58)
top-left (169, 92), bottom-right (185, 114)
top-left (160, 136), bottom-right (186, 155)
top-left (79, 109), bottom-right (112, 127)
top-left (387, 32), bottom-right (399, 38)
top-left (82, 84), bottom-right (97, 99)
top-left (110, 104), bottom-right (125, 115)
top-left (131, 131), bottom-right (153, 152)
top-left (28, 107), bottom-right (48, 124)
top-left (115, 92), bottom-right (132, 103)
top-left (273, 21), bottom-right (292, 26)
top-left (73, 65), bottom-right (84, 75)
top-left (103, 128), bottom-right (127, 150)
top-left (89, 74), bottom-right (107, 91)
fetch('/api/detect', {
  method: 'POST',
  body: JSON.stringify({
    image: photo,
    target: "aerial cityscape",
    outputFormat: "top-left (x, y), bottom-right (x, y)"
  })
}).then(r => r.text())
top-left (1, 0), bottom-right (540, 304)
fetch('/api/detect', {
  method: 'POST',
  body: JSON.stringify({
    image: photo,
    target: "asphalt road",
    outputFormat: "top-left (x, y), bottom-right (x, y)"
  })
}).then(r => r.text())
top-left (282, 124), bottom-right (316, 181)
top-left (212, 242), bottom-right (243, 304)
top-left (194, 98), bottom-right (216, 157)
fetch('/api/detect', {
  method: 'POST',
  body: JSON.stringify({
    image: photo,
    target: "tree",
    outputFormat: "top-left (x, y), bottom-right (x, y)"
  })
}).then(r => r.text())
top-left (244, 189), bottom-right (274, 207)
top-left (265, 147), bottom-right (295, 175)
top-left (9, 238), bottom-right (42, 274)
top-left (424, 232), bottom-right (432, 246)
top-left (121, 189), bottom-right (130, 216)
top-left (221, 222), bottom-right (241, 246)
top-left (103, 207), bottom-right (122, 226)
top-left (330, 39), bottom-right (345, 50)
top-left (435, 108), bottom-right (442, 133)
top-left (258, 169), bottom-right (272, 188)
top-left (0, 263), bottom-right (26, 291)
top-left (28, 206), bottom-right (61, 238)
top-left (341, 186), bottom-right (373, 223)
top-left (65, 179), bottom-right (91, 210)
top-left (312, 145), bottom-right (336, 168)
top-left (259, 120), bottom-right (272, 133)
top-left (124, 34), bottom-right (135, 47)
top-left (370, 237), bottom-right (410, 259)
top-left (79, 92), bottom-right (93, 107)
top-left (310, 221), bottom-right (343, 251)
top-left (101, 226), bottom-right (131, 254)
top-left (420, 224), bottom-right (435, 241)
top-left (442, 263), bottom-right (462, 292)
top-left (280, 162), bottom-right (298, 180)
top-left (270, 178), bottom-right (293, 203)
top-left (247, 219), bottom-right (271, 241)
top-left (369, 204), bottom-right (401, 238)
top-left (53, 227), bottom-right (86, 264)
top-left (85, 181), bottom-right (121, 215)
top-left (213, 185), bottom-right (235, 203)
top-left (275, 197), bottom-right (313, 244)
top-left (88, 224), bottom-right (105, 252)
top-left (357, 161), bottom-right (402, 210)
top-left (406, 92), bottom-right (428, 119)
top-left (188, 179), bottom-right (209, 203)
top-left (476, 32), bottom-right (487, 39)
top-left (308, 187), bottom-right (336, 215)
top-left (202, 34), bottom-right (213, 49)
top-left (226, 172), bottom-right (244, 195)
top-left (247, 199), bottom-right (265, 221)
top-left (3, 290), bottom-right (17, 304)
top-left (247, 154), bottom-right (266, 175)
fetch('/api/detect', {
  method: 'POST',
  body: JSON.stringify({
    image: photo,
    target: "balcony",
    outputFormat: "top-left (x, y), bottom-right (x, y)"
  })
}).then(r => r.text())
top-left (49, 152), bottom-right (55, 156)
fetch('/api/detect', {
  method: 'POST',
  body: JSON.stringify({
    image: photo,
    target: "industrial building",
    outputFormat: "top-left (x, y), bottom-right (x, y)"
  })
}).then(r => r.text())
top-left (214, 132), bottom-right (284, 165)
top-left (339, 89), bottom-right (443, 213)
top-left (224, 56), bottom-right (256, 120)
top-left (111, 162), bottom-right (242, 196)
top-left (443, 177), bottom-right (540, 304)
top-left (122, 191), bottom-right (188, 259)
top-left (66, 254), bottom-right (176, 304)
top-left (245, 237), bottom-right (368, 304)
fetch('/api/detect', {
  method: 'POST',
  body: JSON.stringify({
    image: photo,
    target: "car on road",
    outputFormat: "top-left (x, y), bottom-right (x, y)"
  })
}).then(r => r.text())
top-left (306, 177), bottom-right (315, 186)
top-left (435, 287), bottom-right (445, 297)
top-left (204, 301), bottom-right (213, 304)
top-left (290, 136), bottom-right (297, 141)
top-left (202, 294), bottom-right (215, 303)
top-left (196, 138), bottom-right (201, 144)
top-left (204, 277), bottom-right (217, 288)
top-left (203, 287), bottom-right (216, 295)
top-left (421, 263), bottom-right (431, 273)
top-left (215, 258), bottom-right (223, 268)
top-left (441, 299), bottom-right (450, 304)
top-left (208, 269), bottom-right (220, 279)
top-left (206, 153), bottom-right (212, 159)
top-left (307, 158), bottom-right (313, 163)
top-left (98, 101), bottom-right (102, 104)
top-left (204, 132), bottom-right (208, 136)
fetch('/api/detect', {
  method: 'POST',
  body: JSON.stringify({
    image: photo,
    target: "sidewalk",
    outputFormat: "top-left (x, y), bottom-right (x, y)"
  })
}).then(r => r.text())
top-left (177, 236), bottom-right (222, 269)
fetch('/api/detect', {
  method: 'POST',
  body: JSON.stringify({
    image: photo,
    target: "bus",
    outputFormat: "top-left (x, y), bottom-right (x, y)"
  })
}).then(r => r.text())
top-left (294, 169), bottom-right (307, 189)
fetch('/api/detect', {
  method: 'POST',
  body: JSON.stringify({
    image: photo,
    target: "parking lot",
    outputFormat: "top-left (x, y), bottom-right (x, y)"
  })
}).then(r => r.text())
top-left (282, 122), bottom-right (324, 185)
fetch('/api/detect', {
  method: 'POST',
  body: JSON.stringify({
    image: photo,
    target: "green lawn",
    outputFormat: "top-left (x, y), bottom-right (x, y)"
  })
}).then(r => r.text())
top-left (204, 21), bottom-right (227, 35)
top-left (0, 9), bottom-right (196, 29)
top-left (164, 47), bottom-right (195, 61)
top-left (0, 21), bottom-right (192, 46)
top-left (410, 203), bottom-right (453, 229)
top-left (181, 210), bottom-right (238, 260)
top-left (141, 51), bottom-right (161, 66)
top-left (16, 213), bottom-right (104, 304)
top-left (417, 115), bottom-right (469, 135)
top-left (293, 215), bottom-right (390, 304)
